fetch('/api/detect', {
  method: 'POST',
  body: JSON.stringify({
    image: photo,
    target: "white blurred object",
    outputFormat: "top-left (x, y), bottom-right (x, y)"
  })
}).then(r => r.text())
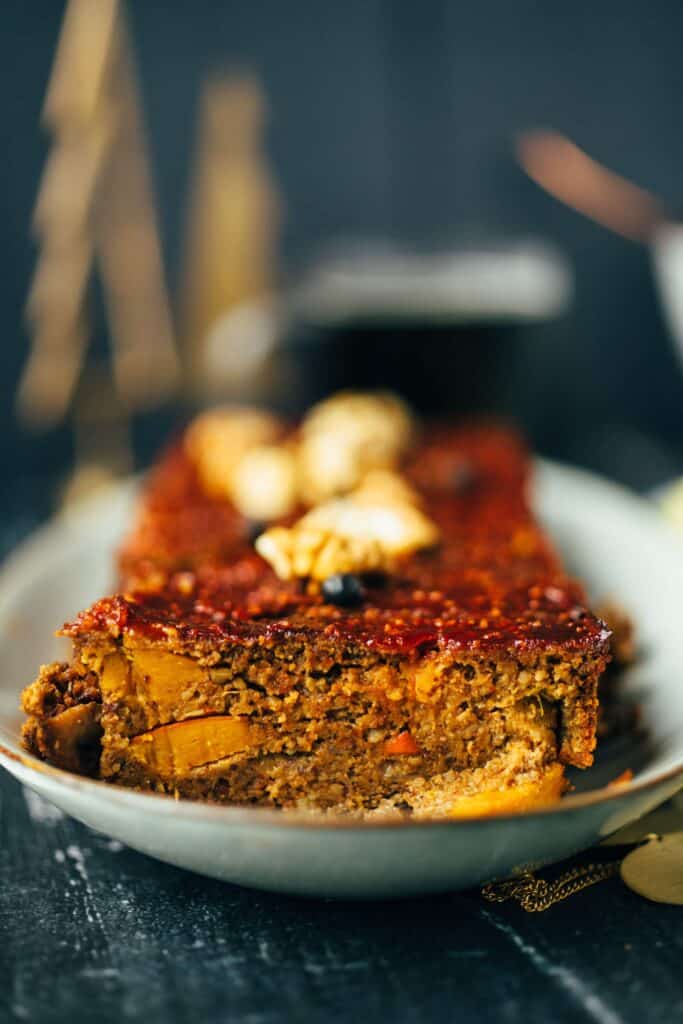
top-left (192, 238), bottom-right (572, 398)
top-left (203, 299), bottom-right (280, 385)
top-left (290, 239), bottom-right (572, 325)
top-left (651, 226), bottom-right (683, 371)
top-left (659, 477), bottom-right (683, 537)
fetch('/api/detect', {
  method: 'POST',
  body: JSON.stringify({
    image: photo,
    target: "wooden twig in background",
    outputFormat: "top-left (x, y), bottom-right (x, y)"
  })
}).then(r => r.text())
top-left (181, 72), bottom-right (280, 398)
top-left (18, 0), bottom-right (178, 431)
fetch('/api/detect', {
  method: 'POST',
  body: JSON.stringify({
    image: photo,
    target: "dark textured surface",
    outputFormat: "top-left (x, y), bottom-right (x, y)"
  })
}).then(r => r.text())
top-left (2, 772), bottom-right (683, 1024)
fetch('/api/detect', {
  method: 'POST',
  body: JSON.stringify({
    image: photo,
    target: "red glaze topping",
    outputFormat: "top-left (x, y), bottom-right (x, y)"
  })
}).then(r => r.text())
top-left (65, 425), bottom-right (610, 658)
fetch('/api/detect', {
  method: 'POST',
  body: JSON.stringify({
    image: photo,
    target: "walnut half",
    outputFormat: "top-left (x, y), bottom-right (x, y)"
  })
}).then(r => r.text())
top-left (255, 489), bottom-right (439, 581)
top-left (298, 391), bottom-right (416, 503)
top-left (185, 405), bottom-right (283, 500)
top-left (230, 445), bottom-right (299, 520)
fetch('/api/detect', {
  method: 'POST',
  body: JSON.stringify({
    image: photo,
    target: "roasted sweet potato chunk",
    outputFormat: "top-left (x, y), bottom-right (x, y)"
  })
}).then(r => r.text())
top-left (128, 716), bottom-right (259, 778)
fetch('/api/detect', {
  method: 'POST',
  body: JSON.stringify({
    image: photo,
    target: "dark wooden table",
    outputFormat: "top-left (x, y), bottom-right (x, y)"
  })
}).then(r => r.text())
top-left (1, 493), bottom-right (682, 1024)
top-left (2, 770), bottom-right (682, 1024)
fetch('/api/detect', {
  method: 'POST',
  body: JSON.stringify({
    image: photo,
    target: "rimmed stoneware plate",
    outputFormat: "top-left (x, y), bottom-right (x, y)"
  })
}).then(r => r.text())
top-left (1, 461), bottom-right (683, 899)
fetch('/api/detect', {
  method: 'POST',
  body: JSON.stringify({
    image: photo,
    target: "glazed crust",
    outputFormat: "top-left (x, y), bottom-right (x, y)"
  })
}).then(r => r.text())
top-left (108, 426), bottom-right (609, 658)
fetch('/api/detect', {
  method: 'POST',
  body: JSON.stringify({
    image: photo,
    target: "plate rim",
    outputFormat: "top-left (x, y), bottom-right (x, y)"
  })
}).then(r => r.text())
top-left (2, 459), bottom-right (683, 832)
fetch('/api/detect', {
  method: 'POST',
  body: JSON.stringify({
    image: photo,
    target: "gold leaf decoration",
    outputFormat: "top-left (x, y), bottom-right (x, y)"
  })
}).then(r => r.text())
top-left (482, 860), bottom-right (621, 913)
top-left (620, 832), bottom-right (683, 905)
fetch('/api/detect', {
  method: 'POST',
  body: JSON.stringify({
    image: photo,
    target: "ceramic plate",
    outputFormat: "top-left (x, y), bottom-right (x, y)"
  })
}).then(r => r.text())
top-left (1, 462), bottom-right (683, 899)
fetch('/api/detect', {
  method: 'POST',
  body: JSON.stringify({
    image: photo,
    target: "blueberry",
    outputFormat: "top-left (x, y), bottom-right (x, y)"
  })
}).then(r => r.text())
top-left (321, 573), bottom-right (365, 607)
top-left (245, 519), bottom-right (267, 544)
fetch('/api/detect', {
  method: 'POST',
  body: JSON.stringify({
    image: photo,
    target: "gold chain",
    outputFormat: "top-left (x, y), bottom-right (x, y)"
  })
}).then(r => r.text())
top-left (481, 860), bottom-right (621, 912)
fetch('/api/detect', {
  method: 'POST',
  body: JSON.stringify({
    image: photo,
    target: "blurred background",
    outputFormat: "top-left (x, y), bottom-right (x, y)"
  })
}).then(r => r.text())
top-left (2, 0), bottom-right (683, 536)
